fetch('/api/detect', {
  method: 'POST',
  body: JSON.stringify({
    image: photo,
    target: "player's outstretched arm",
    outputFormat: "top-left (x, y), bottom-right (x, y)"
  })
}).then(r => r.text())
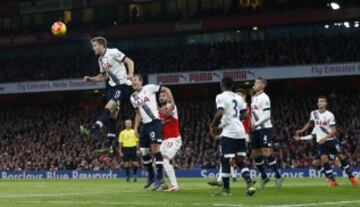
top-left (123, 57), bottom-right (134, 79)
top-left (84, 73), bottom-right (107, 82)
top-left (296, 121), bottom-right (313, 135)
top-left (293, 134), bottom-right (314, 141)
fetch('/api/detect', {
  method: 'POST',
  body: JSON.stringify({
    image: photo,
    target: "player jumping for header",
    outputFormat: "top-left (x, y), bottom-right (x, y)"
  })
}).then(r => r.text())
top-left (294, 95), bottom-right (358, 187)
top-left (131, 74), bottom-right (174, 191)
top-left (80, 36), bottom-right (134, 155)
top-left (210, 77), bottom-right (256, 196)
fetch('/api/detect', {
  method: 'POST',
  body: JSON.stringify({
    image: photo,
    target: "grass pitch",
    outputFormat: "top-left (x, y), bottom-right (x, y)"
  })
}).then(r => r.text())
top-left (0, 178), bottom-right (359, 207)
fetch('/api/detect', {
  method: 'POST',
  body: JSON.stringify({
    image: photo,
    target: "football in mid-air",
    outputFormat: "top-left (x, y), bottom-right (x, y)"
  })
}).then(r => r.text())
top-left (51, 21), bottom-right (67, 36)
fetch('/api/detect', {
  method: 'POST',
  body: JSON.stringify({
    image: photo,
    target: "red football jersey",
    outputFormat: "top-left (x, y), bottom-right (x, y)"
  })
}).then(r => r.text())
top-left (159, 104), bottom-right (180, 140)
top-left (242, 106), bottom-right (251, 134)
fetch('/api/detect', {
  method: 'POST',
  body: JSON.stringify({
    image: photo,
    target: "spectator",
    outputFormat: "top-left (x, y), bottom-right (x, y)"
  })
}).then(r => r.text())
top-left (1, 33), bottom-right (359, 83)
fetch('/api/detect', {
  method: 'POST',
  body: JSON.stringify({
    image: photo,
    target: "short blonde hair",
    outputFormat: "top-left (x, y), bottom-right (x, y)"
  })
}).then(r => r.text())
top-left (91, 36), bottom-right (107, 48)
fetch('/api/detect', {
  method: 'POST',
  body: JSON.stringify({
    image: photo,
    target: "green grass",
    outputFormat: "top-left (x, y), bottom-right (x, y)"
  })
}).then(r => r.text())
top-left (0, 178), bottom-right (359, 207)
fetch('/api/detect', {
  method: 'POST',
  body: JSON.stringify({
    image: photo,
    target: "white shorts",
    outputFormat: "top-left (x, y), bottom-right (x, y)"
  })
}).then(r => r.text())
top-left (160, 136), bottom-right (182, 159)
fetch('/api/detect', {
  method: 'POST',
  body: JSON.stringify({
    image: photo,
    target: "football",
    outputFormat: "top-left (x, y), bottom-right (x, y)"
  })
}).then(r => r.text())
top-left (51, 21), bottom-right (67, 36)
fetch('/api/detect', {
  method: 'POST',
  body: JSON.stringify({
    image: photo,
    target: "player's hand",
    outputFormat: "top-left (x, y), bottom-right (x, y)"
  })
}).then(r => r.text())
top-left (295, 130), bottom-right (302, 135)
top-left (293, 135), bottom-right (301, 140)
top-left (134, 130), bottom-right (140, 138)
top-left (250, 124), bottom-right (257, 131)
top-left (127, 75), bottom-right (133, 81)
top-left (209, 127), bottom-right (219, 139)
top-left (119, 151), bottom-right (123, 157)
top-left (136, 149), bottom-right (141, 157)
top-left (84, 76), bottom-right (91, 82)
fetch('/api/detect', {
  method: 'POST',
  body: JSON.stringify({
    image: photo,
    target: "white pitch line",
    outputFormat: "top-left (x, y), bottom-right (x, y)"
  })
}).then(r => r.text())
top-left (13, 200), bottom-right (360, 207)
top-left (0, 192), bottom-right (99, 198)
top-left (14, 200), bottom-right (182, 206)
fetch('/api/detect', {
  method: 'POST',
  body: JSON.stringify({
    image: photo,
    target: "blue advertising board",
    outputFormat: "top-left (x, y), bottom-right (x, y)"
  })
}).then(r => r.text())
top-left (0, 168), bottom-right (359, 179)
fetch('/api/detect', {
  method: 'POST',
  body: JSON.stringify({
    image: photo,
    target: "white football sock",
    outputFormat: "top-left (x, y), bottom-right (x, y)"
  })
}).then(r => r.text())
top-left (217, 165), bottom-right (222, 182)
top-left (231, 166), bottom-right (237, 178)
top-left (163, 159), bottom-right (178, 187)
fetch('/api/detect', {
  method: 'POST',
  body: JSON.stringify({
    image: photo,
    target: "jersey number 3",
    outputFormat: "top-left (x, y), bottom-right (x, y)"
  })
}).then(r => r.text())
top-left (232, 100), bottom-right (238, 117)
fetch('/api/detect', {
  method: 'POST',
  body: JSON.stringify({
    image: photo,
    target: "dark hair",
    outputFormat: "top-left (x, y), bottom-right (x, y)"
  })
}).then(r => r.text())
top-left (236, 88), bottom-right (247, 96)
top-left (318, 95), bottom-right (327, 102)
top-left (134, 74), bottom-right (143, 82)
top-left (91, 36), bottom-right (107, 48)
top-left (221, 77), bottom-right (234, 90)
top-left (256, 77), bottom-right (267, 86)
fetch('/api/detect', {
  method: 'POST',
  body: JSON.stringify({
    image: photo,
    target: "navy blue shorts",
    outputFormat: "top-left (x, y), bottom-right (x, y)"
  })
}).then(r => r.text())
top-left (106, 84), bottom-right (132, 103)
top-left (314, 152), bottom-right (336, 161)
top-left (122, 147), bottom-right (139, 162)
top-left (220, 137), bottom-right (247, 158)
top-left (140, 119), bottom-right (162, 148)
top-left (318, 139), bottom-right (341, 157)
top-left (250, 128), bottom-right (273, 149)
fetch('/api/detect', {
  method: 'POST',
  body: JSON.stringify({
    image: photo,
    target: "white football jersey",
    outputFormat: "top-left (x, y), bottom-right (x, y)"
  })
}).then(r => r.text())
top-left (98, 48), bottom-right (131, 87)
top-left (216, 91), bottom-right (247, 139)
top-left (131, 84), bottom-right (161, 124)
top-left (310, 110), bottom-right (336, 142)
top-left (251, 92), bottom-right (273, 130)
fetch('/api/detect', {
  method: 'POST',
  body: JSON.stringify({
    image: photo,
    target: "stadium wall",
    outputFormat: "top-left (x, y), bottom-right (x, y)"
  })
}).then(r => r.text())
top-left (1, 168), bottom-right (359, 179)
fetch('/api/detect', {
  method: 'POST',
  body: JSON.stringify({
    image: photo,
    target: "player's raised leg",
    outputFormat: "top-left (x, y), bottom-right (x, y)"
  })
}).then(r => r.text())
top-left (330, 141), bottom-right (358, 186)
top-left (321, 154), bottom-right (337, 186)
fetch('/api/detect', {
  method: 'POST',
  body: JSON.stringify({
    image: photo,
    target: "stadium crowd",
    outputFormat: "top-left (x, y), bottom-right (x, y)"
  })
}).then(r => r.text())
top-left (0, 92), bottom-right (359, 171)
top-left (3, 0), bottom-right (356, 36)
top-left (1, 33), bottom-right (360, 83)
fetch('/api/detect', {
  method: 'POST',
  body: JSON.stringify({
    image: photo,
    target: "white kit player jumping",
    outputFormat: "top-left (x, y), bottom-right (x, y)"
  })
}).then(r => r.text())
top-left (80, 36), bottom-right (134, 155)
